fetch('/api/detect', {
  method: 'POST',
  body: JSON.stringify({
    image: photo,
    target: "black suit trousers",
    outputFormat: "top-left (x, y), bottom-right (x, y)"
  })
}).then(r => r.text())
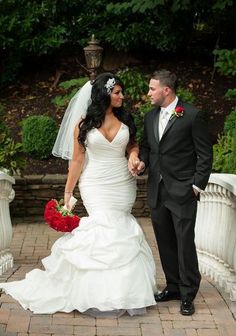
top-left (151, 180), bottom-right (201, 301)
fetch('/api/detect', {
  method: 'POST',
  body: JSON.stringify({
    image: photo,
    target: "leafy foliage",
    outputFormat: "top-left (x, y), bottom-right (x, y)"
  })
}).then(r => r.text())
top-left (0, 134), bottom-right (26, 175)
top-left (224, 89), bottom-right (236, 100)
top-left (212, 45), bottom-right (236, 173)
top-left (213, 107), bottom-right (236, 173)
top-left (213, 128), bottom-right (236, 174)
top-left (213, 49), bottom-right (236, 76)
top-left (117, 68), bottom-right (148, 101)
top-left (0, 0), bottom-right (70, 83)
top-left (133, 100), bottom-right (152, 144)
top-left (0, 104), bottom-right (26, 175)
top-left (223, 107), bottom-right (236, 136)
top-left (51, 77), bottom-right (89, 108)
top-left (227, 128), bottom-right (236, 174)
top-left (59, 78), bottom-right (89, 90)
top-left (22, 115), bottom-right (58, 159)
top-left (177, 87), bottom-right (195, 104)
top-left (1, 0), bottom-right (235, 83)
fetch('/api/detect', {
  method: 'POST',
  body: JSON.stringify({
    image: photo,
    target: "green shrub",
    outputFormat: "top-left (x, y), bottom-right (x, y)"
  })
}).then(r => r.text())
top-left (225, 89), bottom-right (236, 100)
top-left (213, 133), bottom-right (233, 173)
top-left (223, 107), bottom-right (236, 136)
top-left (212, 47), bottom-right (236, 173)
top-left (117, 68), bottom-right (148, 101)
top-left (22, 115), bottom-right (58, 159)
top-left (177, 87), bottom-right (195, 104)
top-left (213, 49), bottom-right (236, 100)
top-left (213, 107), bottom-right (236, 173)
top-left (213, 49), bottom-right (236, 76)
top-left (51, 77), bottom-right (89, 108)
top-left (227, 128), bottom-right (236, 174)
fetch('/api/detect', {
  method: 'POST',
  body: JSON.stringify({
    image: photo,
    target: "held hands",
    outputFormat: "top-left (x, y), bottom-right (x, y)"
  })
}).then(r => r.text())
top-left (128, 154), bottom-right (145, 176)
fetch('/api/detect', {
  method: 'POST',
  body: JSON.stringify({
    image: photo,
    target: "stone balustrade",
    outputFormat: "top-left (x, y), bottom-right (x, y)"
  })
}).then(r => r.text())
top-left (0, 172), bottom-right (15, 275)
top-left (195, 173), bottom-right (236, 301)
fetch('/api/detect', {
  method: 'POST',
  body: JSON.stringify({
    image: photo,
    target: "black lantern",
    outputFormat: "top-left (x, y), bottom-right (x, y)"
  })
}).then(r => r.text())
top-left (83, 35), bottom-right (103, 81)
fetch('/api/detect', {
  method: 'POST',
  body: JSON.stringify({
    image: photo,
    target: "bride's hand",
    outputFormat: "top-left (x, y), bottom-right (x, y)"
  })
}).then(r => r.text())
top-left (64, 192), bottom-right (73, 211)
top-left (128, 154), bottom-right (140, 176)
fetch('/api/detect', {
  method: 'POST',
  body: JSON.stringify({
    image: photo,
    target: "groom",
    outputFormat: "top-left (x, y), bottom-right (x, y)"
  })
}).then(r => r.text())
top-left (136, 70), bottom-right (213, 315)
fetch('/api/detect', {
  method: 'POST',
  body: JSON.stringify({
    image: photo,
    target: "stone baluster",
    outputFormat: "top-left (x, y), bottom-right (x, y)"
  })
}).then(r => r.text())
top-left (195, 173), bottom-right (236, 300)
top-left (0, 172), bottom-right (15, 275)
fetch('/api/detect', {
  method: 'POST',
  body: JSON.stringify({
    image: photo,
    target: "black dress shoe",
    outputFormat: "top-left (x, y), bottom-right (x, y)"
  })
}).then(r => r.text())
top-left (180, 300), bottom-right (195, 315)
top-left (154, 290), bottom-right (180, 302)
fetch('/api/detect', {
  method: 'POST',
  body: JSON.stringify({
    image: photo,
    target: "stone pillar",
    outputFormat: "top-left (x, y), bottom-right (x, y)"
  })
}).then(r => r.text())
top-left (0, 172), bottom-right (15, 275)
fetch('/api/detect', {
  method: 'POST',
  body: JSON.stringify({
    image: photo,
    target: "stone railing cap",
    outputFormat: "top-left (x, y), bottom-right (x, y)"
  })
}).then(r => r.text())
top-left (209, 173), bottom-right (236, 195)
top-left (0, 171), bottom-right (15, 184)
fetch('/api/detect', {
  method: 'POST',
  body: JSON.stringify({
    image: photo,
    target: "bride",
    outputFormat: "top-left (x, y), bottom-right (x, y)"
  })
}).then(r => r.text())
top-left (0, 72), bottom-right (157, 317)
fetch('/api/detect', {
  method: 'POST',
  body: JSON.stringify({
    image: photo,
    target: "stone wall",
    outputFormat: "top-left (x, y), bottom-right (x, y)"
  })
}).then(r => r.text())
top-left (10, 174), bottom-right (150, 219)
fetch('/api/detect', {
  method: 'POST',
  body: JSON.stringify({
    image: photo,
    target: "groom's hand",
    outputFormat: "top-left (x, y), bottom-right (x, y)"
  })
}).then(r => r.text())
top-left (128, 154), bottom-right (145, 176)
top-left (136, 161), bottom-right (145, 175)
top-left (193, 188), bottom-right (199, 196)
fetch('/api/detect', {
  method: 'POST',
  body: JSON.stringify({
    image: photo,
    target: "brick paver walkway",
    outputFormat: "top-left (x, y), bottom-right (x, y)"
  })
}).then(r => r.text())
top-left (0, 218), bottom-right (236, 336)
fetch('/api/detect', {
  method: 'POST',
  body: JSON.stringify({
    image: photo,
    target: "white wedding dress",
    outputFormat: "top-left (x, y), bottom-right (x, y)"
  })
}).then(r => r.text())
top-left (0, 123), bottom-right (157, 316)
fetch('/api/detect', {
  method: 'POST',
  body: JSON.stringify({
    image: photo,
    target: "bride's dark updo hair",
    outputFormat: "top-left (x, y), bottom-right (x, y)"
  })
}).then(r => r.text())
top-left (78, 72), bottom-right (136, 149)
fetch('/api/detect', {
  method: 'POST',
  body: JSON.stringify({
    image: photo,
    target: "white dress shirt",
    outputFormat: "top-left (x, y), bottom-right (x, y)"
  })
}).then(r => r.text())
top-left (159, 96), bottom-right (178, 139)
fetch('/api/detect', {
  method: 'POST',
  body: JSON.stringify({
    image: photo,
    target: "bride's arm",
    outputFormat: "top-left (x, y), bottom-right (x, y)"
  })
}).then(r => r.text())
top-left (64, 125), bottom-right (85, 208)
top-left (127, 143), bottom-right (140, 175)
top-left (127, 142), bottom-right (139, 161)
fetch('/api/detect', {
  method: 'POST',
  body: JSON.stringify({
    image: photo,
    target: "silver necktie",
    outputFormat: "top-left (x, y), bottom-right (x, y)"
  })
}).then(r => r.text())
top-left (159, 109), bottom-right (169, 139)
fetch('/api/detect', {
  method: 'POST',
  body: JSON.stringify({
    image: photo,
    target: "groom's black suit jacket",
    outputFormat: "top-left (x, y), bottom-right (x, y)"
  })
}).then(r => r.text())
top-left (140, 100), bottom-right (213, 209)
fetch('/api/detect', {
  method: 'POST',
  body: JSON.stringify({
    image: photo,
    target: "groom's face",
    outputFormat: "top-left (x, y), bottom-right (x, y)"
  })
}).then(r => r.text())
top-left (148, 79), bottom-right (167, 107)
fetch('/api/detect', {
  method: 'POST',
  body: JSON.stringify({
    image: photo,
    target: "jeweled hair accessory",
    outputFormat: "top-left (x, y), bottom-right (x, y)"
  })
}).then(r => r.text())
top-left (105, 78), bottom-right (116, 94)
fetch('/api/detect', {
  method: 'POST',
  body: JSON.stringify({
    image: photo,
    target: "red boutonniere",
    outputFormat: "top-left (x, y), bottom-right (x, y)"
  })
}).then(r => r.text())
top-left (173, 106), bottom-right (184, 118)
top-left (44, 199), bottom-right (80, 232)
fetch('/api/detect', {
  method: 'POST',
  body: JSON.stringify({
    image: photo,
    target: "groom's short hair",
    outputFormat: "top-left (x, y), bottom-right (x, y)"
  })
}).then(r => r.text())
top-left (151, 70), bottom-right (177, 92)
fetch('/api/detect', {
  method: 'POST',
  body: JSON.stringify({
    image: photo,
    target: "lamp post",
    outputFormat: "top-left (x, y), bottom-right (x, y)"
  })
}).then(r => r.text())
top-left (83, 35), bottom-right (103, 81)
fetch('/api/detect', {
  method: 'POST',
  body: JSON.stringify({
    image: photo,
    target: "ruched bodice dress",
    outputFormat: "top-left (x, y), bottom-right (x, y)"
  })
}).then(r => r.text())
top-left (0, 123), bottom-right (157, 315)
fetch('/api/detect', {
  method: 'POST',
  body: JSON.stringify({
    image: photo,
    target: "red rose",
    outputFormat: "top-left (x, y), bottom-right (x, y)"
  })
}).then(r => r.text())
top-left (175, 106), bottom-right (184, 113)
top-left (173, 106), bottom-right (184, 117)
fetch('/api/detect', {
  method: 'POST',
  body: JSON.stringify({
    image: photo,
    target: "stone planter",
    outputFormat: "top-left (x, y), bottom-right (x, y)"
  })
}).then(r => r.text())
top-left (195, 173), bottom-right (236, 301)
top-left (0, 172), bottom-right (15, 275)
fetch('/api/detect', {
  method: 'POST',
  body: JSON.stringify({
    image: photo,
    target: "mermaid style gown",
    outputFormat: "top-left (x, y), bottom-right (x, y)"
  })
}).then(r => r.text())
top-left (0, 123), bottom-right (157, 315)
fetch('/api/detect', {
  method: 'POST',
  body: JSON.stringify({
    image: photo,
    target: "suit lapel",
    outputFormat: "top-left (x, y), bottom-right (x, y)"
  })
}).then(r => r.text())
top-left (161, 114), bottom-right (177, 139)
top-left (153, 107), bottom-right (160, 143)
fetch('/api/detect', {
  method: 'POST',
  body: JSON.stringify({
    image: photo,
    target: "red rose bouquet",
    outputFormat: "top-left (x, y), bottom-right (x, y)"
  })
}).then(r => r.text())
top-left (44, 199), bottom-right (80, 232)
